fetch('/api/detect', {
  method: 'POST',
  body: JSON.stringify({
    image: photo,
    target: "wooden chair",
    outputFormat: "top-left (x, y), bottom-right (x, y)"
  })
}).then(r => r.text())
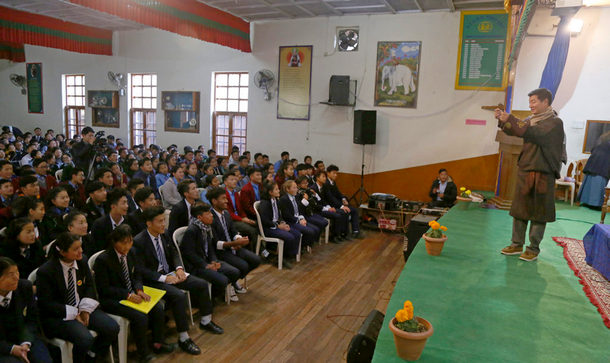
top-left (601, 188), bottom-right (610, 224)
top-left (573, 159), bottom-right (587, 200)
top-left (555, 161), bottom-right (576, 205)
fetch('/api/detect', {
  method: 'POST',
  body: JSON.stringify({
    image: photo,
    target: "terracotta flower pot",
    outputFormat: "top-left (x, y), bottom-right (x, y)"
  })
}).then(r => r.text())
top-left (423, 234), bottom-right (447, 256)
top-left (389, 317), bottom-right (434, 361)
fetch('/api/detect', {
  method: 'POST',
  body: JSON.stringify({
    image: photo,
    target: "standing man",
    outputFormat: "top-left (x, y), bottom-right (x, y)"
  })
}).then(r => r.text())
top-left (71, 127), bottom-right (96, 180)
top-left (495, 88), bottom-right (566, 261)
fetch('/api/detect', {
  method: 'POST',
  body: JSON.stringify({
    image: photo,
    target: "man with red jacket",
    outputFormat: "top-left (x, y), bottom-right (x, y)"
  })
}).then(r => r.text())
top-left (223, 172), bottom-right (258, 248)
top-left (238, 167), bottom-right (261, 221)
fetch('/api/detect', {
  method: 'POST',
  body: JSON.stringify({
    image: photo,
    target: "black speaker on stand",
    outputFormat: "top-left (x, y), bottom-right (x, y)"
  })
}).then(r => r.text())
top-left (350, 110), bottom-right (376, 206)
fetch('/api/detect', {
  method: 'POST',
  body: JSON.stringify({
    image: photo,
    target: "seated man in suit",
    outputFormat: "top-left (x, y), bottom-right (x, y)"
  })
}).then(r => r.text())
top-left (180, 203), bottom-right (241, 302)
top-left (428, 168), bottom-right (457, 208)
top-left (94, 167), bottom-right (114, 191)
top-left (0, 257), bottom-right (52, 363)
top-left (132, 158), bottom-right (159, 198)
top-left (0, 178), bottom-right (15, 208)
top-left (168, 179), bottom-right (199, 237)
top-left (223, 172), bottom-right (258, 246)
top-left (133, 206), bottom-right (222, 356)
top-left (93, 225), bottom-right (173, 363)
top-left (325, 165), bottom-right (361, 239)
top-left (312, 171), bottom-right (349, 243)
top-left (18, 176), bottom-right (40, 199)
top-left (36, 232), bottom-right (119, 362)
top-left (128, 187), bottom-right (157, 236)
top-left (239, 167), bottom-right (262, 221)
top-left (59, 167), bottom-right (86, 209)
top-left (207, 187), bottom-right (261, 286)
top-left (32, 158), bottom-right (57, 199)
top-left (279, 180), bottom-right (320, 249)
top-left (126, 178), bottom-right (145, 214)
top-left (91, 188), bottom-right (135, 254)
top-left (84, 181), bottom-right (107, 229)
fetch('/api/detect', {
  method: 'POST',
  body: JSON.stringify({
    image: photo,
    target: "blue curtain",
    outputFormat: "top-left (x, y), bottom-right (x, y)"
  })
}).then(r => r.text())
top-left (539, 16), bottom-right (571, 96)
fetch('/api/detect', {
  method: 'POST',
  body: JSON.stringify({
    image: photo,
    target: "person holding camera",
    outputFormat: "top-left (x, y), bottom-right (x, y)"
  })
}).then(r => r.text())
top-left (71, 127), bottom-right (96, 180)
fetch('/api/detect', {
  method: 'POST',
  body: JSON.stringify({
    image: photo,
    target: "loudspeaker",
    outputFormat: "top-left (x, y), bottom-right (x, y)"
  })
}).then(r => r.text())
top-left (353, 110), bottom-right (376, 145)
top-left (347, 309), bottom-right (385, 363)
top-left (329, 75), bottom-right (350, 105)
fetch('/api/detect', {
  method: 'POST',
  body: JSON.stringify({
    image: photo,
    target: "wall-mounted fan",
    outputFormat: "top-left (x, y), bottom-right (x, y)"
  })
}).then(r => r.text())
top-left (254, 69), bottom-right (275, 101)
top-left (337, 27), bottom-right (359, 52)
top-left (9, 74), bottom-right (27, 95)
top-left (108, 71), bottom-right (126, 96)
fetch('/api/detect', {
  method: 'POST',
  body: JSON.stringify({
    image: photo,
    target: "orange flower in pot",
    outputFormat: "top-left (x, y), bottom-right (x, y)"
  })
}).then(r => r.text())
top-left (423, 221), bottom-right (448, 256)
top-left (389, 300), bottom-right (434, 360)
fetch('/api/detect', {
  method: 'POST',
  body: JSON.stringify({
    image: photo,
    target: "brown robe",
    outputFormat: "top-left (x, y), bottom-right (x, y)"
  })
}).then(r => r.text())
top-left (500, 114), bottom-right (565, 223)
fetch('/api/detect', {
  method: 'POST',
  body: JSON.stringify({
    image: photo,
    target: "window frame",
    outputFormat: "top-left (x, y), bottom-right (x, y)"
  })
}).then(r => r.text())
top-left (63, 74), bottom-right (86, 138)
top-left (130, 73), bottom-right (157, 147)
top-left (212, 72), bottom-right (248, 156)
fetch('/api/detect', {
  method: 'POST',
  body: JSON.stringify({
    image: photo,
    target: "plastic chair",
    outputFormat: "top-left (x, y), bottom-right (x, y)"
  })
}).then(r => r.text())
top-left (29, 268), bottom-right (115, 363)
top-left (171, 227), bottom-right (197, 324)
top-left (88, 251), bottom-right (129, 363)
top-left (322, 218), bottom-right (330, 244)
top-left (555, 160), bottom-right (576, 206)
top-left (253, 201), bottom-right (289, 269)
top-left (55, 169), bottom-right (63, 181)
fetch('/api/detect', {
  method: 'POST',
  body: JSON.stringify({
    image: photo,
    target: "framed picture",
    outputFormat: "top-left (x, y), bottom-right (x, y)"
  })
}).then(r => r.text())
top-left (374, 41), bottom-right (421, 108)
top-left (26, 62), bottom-right (43, 113)
top-left (88, 90), bottom-right (120, 128)
top-left (162, 91), bottom-right (200, 133)
top-left (277, 45), bottom-right (313, 120)
top-left (583, 120), bottom-right (610, 154)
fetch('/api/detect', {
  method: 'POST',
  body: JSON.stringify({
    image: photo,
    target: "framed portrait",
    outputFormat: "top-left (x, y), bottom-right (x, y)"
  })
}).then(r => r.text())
top-left (374, 41), bottom-right (421, 108)
top-left (277, 45), bottom-right (312, 120)
top-left (26, 62), bottom-right (43, 113)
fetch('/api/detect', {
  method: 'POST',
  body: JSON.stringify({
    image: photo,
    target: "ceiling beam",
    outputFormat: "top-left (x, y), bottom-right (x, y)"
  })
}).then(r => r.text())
top-left (318, 1), bottom-right (343, 16)
top-left (286, 0), bottom-right (317, 16)
top-left (413, 0), bottom-right (424, 11)
top-left (447, 0), bottom-right (456, 12)
top-left (335, 5), bottom-right (387, 10)
top-left (258, 0), bottom-right (295, 18)
top-left (381, 0), bottom-right (397, 14)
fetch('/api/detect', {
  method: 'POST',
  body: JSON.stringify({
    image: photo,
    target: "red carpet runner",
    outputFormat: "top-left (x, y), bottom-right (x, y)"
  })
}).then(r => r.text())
top-left (553, 237), bottom-right (610, 328)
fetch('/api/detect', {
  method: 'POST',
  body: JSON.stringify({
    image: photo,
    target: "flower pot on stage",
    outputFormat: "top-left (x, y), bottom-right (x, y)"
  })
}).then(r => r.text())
top-left (423, 234), bottom-right (447, 256)
top-left (389, 317), bottom-right (434, 361)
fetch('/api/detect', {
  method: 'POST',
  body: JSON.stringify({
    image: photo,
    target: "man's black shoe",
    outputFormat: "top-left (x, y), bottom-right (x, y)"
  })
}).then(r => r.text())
top-left (342, 234), bottom-right (352, 241)
top-left (199, 321), bottom-right (224, 334)
top-left (138, 353), bottom-right (155, 363)
top-left (178, 338), bottom-right (201, 355)
top-left (352, 231), bottom-right (362, 239)
top-left (152, 342), bottom-right (175, 354)
top-left (282, 259), bottom-right (293, 269)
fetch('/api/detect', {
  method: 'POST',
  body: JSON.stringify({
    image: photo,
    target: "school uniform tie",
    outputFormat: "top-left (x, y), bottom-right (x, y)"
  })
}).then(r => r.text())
top-left (291, 197), bottom-right (299, 217)
top-left (219, 214), bottom-right (231, 241)
top-left (272, 199), bottom-right (279, 223)
top-left (154, 237), bottom-right (170, 274)
top-left (120, 255), bottom-right (134, 293)
top-left (67, 267), bottom-right (77, 307)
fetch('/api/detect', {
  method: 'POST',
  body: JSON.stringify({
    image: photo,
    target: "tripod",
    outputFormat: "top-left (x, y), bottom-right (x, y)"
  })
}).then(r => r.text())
top-left (349, 144), bottom-right (370, 206)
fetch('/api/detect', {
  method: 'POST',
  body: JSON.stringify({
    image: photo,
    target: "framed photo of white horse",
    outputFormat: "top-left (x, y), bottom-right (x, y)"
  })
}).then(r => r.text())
top-left (374, 41), bottom-right (421, 108)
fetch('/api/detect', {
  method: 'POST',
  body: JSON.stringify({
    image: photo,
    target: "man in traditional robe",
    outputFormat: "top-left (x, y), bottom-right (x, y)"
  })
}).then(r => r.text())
top-left (495, 88), bottom-right (566, 261)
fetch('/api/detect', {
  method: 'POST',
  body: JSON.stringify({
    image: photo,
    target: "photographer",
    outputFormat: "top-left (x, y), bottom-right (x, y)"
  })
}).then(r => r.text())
top-left (71, 127), bottom-right (96, 179)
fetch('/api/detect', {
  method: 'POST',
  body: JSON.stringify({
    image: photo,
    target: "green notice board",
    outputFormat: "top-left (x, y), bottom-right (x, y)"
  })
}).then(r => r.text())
top-left (26, 63), bottom-right (43, 113)
top-left (455, 10), bottom-right (509, 91)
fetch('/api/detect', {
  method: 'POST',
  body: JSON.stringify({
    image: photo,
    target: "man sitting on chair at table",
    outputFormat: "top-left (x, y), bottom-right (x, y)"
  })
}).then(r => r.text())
top-left (93, 224), bottom-right (173, 363)
top-left (206, 187), bottom-right (260, 292)
top-left (133, 206), bottom-right (222, 356)
top-left (180, 203), bottom-right (242, 302)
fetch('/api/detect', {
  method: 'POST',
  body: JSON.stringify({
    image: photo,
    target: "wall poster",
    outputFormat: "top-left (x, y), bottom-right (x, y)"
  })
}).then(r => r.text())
top-left (26, 62), bottom-right (43, 113)
top-left (374, 41), bottom-right (421, 108)
top-left (455, 10), bottom-right (510, 90)
top-left (277, 45), bottom-right (312, 120)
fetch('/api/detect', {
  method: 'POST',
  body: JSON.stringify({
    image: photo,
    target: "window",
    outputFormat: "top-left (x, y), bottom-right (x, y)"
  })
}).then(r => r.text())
top-left (213, 72), bottom-right (248, 156)
top-left (130, 73), bottom-right (157, 146)
top-left (63, 74), bottom-right (86, 139)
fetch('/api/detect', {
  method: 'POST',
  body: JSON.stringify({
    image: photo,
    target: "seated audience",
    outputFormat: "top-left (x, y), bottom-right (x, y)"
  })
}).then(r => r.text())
top-left (133, 206), bottom-right (221, 355)
top-left (93, 225), bottom-right (173, 363)
top-left (181, 203), bottom-right (241, 302)
top-left (40, 186), bottom-right (71, 245)
top-left (304, 155), bottom-right (312, 165)
top-left (184, 163), bottom-right (200, 187)
top-left (0, 178), bottom-right (15, 208)
top-left (36, 232), bottom-right (119, 362)
top-left (223, 173), bottom-right (258, 245)
top-left (95, 167), bottom-right (115, 191)
top-left (257, 182), bottom-right (302, 268)
top-left (274, 151), bottom-right (290, 173)
top-left (428, 168), bottom-right (457, 208)
top-left (0, 257), bottom-right (52, 363)
top-left (206, 187), bottom-right (261, 283)
top-left (133, 158), bottom-right (159, 198)
top-left (239, 167), bottom-right (262, 221)
top-left (32, 158), bottom-right (57, 198)
top-left (128, 187), bottom-right (157, 236)
top-left (155, 161), bottom-right (170, 188)
top-left (65, 210), bottom-right (94, 259)
top-left (84, 181), bottom-right (107, 228)
top-left (325, 165), bottom-right (361, 239)
top-left (91, 188), bottom-right (134, 254)
top-left (59, 166), bottom-right (86, 208)
top-left (296, 176), bottom-right (329, 233)
top-left (279, 180), bottom-right (321, 248)
top-left (159, 165), bottom-right (185, 209)
top-left (126, 178), bottom-right (145, 214)
top-left (109, 163), bottom-right (128, 189)
top-left (0, 218), bottom-right (45, 279)
top-left (18, 176), bottom-right (39, 199)
top-left (311, 171), bottom-right (349, 242)
top-left (168, 179), bottom-right (200, 237)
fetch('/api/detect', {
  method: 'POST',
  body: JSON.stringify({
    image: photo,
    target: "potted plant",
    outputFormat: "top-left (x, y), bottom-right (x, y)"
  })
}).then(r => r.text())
top-left (456, 187), bottom-right (472, 202)
top-left (389, 300), bottom-right (434, 361)
top-left (423, 221), bottom-right (447, 256)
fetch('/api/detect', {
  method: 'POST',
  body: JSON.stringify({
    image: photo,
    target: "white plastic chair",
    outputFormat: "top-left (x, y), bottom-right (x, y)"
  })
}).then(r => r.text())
top-left (88, 251), bottom-right (129, 363)
top-left (55, 169), bottom-right (63, 181)
top-left (254, 201), bottom-right (295, 269)
top-left (29, 268), bottom-right (115, 363)
top-left (322, 218), bottom-right (330, 244)
top-left (171, 227), bottom-right (197, 324)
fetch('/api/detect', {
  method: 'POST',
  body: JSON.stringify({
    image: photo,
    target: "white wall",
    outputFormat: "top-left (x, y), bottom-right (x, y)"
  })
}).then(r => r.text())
top-left (513, 6), bottom-right (610, 166)
top-left (0, 11), bottom-right (507, 174)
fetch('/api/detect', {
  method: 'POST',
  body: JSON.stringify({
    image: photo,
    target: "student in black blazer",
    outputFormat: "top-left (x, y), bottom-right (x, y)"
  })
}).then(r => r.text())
top-left (295, 176), bottom-right (329, 232)
top-left (90, 188), bottom-right (135, 254)
top-left (206, 187), bottom-right (261, 280)
top-left (257, 182), bottom-right (302, 268)
top-left (326, 165), bottom-right (361, 239)
top-left (0, 257), bottom-right (52, 363)
top-left (128, 187), bottom-right (156, 236)
top-left (312, 171), bottom-right (349, 242)
top-left (167, 180), bottom-right (199, 238)
top-left (180, 203), bottom-right (241, 301)
top-left (39, 186), bottom-right (71, 246)
top-left (279, 180), bottom-right (320, 248)
top-left (36, 232), bottom-right (119, 362)
top-left (132, 206), bottom-right (222, 356)
top-left (84, 181), bottom-right (108, 229)
top-left (65, 210), bottom-right (96, 259)
top-left (93, 225), bottom-right (172, 363)
top-left (0, 218), bottom-right (46, 279)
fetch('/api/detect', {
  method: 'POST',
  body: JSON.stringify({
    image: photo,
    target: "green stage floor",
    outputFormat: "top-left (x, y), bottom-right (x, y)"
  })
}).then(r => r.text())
top-left (372, 201), bottom-right (610, 362)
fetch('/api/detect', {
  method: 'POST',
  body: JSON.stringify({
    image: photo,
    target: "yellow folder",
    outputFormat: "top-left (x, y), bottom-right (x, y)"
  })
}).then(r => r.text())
top-left (119, 286), bottom-right (166, 314)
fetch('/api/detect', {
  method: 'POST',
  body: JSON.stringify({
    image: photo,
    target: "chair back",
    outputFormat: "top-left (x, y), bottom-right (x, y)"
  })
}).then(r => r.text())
top-left (28, 268), bottom-right (38, 284)
top-left (55, 169), bottom-right (63, 181)
top-left (253, 201), bottom-right (266, 237)
top-left (565, 161), bottom-right (576, 178)
top-left (43, 240), bottom-right (55, 258)
top-left (172, 226), bottom-right (188, 247)
top-left (574, 159), bottom-right (587, 184)
top-left (0, 227), bottom-right (6, 238)
top-left (88, 250), bottom-right (105, 271)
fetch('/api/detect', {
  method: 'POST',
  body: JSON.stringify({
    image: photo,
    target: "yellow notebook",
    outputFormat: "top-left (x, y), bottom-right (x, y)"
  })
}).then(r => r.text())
top-left (119, 286), bottom-right (166, 314)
